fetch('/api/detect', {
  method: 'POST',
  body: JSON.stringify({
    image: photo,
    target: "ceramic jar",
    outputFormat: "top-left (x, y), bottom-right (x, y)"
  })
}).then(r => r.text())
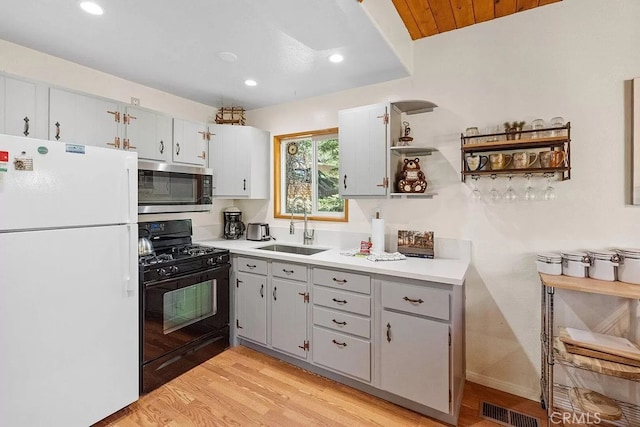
top-left (561, 251), bottom-right (590, 278)
top-left (615, 248), bottom-right (640, 285)
top-left (587, 250), bottom-right (620, 281)
top-left (537, 252), bottom-right (562, 275)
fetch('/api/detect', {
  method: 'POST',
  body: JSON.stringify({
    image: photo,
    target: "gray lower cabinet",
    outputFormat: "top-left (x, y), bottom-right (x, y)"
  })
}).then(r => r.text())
top-left (232, 256), bottom-right (465, 425)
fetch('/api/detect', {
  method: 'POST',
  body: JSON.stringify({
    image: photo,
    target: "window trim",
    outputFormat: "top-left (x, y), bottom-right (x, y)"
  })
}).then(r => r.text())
top-left (273, 127), bottom-right (348, 222)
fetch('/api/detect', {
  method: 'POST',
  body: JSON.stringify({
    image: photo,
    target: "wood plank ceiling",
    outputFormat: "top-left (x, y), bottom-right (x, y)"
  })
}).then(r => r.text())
top-left (391, 0), bottom-right (562, 40)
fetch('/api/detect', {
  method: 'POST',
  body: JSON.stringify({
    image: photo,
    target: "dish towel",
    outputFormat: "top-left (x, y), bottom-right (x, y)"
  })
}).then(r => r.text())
top-left (340, 249), bottom-right (406, 262)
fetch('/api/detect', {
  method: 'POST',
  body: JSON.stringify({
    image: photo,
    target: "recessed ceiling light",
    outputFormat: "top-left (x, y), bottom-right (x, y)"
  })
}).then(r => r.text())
top-left (80, 1), bottom-right (104, 15)
top-left (244, 79), bottom-right (257, 87)
top-left (329, 54), bottom-right (344, 63)
top-left (218, 52), bottom-right (238, 63)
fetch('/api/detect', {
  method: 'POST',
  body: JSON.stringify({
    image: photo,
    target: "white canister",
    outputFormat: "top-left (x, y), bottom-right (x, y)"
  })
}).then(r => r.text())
top-left (587, 250), bottom-right (620, 281)
top-left (561, 251), bottom-right (590, 278)
top-left (536, 252), bottom-right (562, 275)
top-left (615, 248), bottom-right (640, 285)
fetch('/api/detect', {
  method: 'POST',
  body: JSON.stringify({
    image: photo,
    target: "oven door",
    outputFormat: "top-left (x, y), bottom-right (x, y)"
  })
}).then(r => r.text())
top-left (141, 264), bottom-right (229, 365)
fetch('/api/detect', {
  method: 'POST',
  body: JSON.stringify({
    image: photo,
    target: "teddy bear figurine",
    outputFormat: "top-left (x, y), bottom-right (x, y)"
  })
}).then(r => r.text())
top-left (396, 158), bottom-right (427, 193)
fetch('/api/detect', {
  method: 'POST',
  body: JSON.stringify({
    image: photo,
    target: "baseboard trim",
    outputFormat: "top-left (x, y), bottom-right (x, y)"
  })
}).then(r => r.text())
top-left (466, 371), bottom-right (539, 401)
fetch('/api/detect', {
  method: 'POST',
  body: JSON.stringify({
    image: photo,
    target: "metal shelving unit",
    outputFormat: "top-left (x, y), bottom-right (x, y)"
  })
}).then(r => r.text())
top-left (539, 273), bottom-right (640, 426)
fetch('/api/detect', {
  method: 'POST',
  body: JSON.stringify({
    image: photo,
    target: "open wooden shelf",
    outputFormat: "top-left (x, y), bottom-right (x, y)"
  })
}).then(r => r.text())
top-left (539, 273), bottom-right (640, 299)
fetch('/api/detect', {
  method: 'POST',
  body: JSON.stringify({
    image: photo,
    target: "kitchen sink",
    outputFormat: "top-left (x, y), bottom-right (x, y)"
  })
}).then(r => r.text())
top-left (256, 244), bottom-right (327, 256)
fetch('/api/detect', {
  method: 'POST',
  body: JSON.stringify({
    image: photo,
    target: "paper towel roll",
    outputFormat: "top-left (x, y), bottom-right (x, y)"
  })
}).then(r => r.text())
top-left (371, 218), bottom-right (385, 253)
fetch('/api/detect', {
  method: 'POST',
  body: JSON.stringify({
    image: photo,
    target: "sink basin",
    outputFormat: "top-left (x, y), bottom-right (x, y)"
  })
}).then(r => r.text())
top-left (256, 244), bottom-right (327, 256)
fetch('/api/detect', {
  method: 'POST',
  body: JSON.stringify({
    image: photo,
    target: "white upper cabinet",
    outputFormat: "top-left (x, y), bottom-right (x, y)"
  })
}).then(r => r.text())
top-left (338, 103), bottom-right (389, 198)
top-left (172, 118), bottom-right (208, 166)
top-left (1, 76), bottom-right (37, 138)
top-left (124, 106), bottom-right (172, 162)
top-left (338, 100), bottom-right (437, 198)
top-left (208, 124), bottom-right (269, 199)
top-left (49, 88), bottom-right (122, 149)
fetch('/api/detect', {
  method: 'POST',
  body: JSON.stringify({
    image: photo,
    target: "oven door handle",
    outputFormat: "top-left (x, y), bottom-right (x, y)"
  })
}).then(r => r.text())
top-left (143, 264), bottom-right (229, 290)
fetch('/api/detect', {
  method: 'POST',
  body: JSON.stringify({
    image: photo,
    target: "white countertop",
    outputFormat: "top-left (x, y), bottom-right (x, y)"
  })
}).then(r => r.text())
top-left (197, 238), bottom-right (469, 286)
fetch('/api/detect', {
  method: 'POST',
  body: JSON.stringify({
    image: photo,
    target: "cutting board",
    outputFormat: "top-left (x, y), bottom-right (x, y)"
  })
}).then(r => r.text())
top-left (568, 387), bottom-right (622, 421)
top-left (560, 327), bottom-right (640, 362)
top-left (554, 336), bottom-right (640, 380)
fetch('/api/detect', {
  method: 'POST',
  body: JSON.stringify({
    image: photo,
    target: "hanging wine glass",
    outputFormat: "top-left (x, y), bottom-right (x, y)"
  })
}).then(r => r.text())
top-left (503, 175), bottom-right (518, 202)
top-left (543, 173), bottom-right (556, 201)
top-left (524, 174), bottom-right (537, 201)
top-left (470, 175), bottom-right (482, 201)
top-left (489, 174), bottom-right (501, 202)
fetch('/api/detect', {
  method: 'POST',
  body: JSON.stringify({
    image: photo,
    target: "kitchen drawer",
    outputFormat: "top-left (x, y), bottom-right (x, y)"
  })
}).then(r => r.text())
top-left (236, 257), bottom-right (268, 275)
top-left (272, 261), bottom-right (307, 282)
top-left (313, 268), bottom-right (371, 295)
top-left (313, 306), bottom-right (370, 339)
top-left (312, 326), bottom-right (370, 382)
top-left (313, 287), bottom-right (370, 316)
top-left (382, 281), bottom-right (450, 321)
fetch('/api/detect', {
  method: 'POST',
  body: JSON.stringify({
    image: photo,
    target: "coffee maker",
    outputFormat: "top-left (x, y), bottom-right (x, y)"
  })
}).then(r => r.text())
top-left (223, 209), bottom-right (246, 239)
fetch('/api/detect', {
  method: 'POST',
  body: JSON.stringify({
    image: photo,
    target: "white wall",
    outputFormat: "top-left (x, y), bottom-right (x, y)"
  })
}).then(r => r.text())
top-left (242, 0), bottom-right (640, 400)
top-left (0, 39), bottom-right (233, 233)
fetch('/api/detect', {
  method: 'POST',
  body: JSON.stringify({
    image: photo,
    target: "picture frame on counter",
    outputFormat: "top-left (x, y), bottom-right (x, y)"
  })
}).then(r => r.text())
top-left (397, 230), bottom-right (434, 258)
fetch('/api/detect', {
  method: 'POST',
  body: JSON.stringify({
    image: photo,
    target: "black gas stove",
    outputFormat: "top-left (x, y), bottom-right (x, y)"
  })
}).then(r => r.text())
top-left (139, 221), bottom-right (230, 283)
top-left (138, 219), bottom-right (231, 394)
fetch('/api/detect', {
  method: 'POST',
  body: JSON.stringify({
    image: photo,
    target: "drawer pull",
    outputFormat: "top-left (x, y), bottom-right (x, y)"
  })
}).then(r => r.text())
top-left (332, 339), bottom-right (347, 347)
top-left (403, 296), bottom-right (424, 304)
top-left (332, 319), bottom-right (347, 326)
top-left (246, 264), bottom-right (256, 269)
top-left (386, 322), bottom-right (391, 342)
top-left (332, 277), bottom-right (347, 284)
top-left (332, 298), bottom-right (347, 304)
top-left (282, 269), bottom-right (294, 274)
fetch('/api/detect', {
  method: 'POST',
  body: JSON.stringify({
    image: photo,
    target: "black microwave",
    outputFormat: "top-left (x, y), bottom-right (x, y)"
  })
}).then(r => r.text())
top-left (138, 161), bottom-right (213, 214)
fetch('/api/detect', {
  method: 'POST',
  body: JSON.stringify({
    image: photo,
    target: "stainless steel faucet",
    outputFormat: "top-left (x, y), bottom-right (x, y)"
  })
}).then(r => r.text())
top-left (289, 197), bottom-right (314, 245)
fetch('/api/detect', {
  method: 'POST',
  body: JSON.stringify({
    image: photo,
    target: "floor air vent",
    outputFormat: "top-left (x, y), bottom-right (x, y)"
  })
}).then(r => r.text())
top-left (480, 402), bottom-right (541, 427)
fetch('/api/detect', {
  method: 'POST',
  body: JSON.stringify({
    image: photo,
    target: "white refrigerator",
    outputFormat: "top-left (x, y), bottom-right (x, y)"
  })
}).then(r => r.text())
top-left (0, 135), bottom-right (139, 426)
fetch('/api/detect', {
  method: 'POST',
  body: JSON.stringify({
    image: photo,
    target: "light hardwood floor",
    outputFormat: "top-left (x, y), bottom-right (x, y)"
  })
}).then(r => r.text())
top-left (94, 346), bottom-right (547, 426)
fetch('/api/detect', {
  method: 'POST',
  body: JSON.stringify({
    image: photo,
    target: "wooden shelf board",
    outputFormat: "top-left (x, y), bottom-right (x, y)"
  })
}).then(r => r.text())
top-left (463, 167), bottom-right (569, 176)
top-left (462, 136), bottom-right (568, 152)
top-left (540, 273), bottom-right (640, 299)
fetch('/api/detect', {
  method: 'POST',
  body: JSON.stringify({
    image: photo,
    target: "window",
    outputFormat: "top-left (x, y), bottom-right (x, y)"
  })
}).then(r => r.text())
top-left (274, 128), bottom-right (348, 222)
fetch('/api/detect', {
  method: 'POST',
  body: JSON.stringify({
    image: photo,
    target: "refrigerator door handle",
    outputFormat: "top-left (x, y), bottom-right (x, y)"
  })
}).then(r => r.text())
top-left (125, 224), bottom-right (137, 296)
top-left (125, 156), bottom-right (137, 223)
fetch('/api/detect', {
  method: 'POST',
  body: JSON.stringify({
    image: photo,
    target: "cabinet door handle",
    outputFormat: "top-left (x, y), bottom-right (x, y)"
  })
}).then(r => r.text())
top-left (106, 137), bottom-right (121, 148)
top-left (273, 286), bottom-right (277, 301)
top-left (332, 339), bottom-right (347, 347)
top-left (23, 116), bottom-right (29, 136)
top-left (376, 177), bottom-right (389, 188)
top-left (403, 296), bottom-right (424, 304)
top-left (282, 269), bottom-right (294, 274)
top-left (332, 319), bottom-right (347, 326)
top-left (332, 278), bottom-right (347, 284)
top-left (332, 298), bottom-right (347, 304)
top-left (236, 319), bottom-right (243, 329)
top-left (198, 130), bottom-right (207, 140)
top-left (386, 322), bottom-right (391, 342)
top-left (260, 284), bottom-right (264, 298)
top-left (107, 110), bottom-right (120, 122)
top-left (243, 179), bottom-right (247, 191)
top-left (236, 279), bottom-right (242, 288)
top-left (123, 114), bottom-right (136, 125)
top-left (159, 140), bottom-right (164, 154)
top-left (175, 142), bottom-right (180, 155)
top-left (55, 122), bottom-right (61, 140)
top-left (123, 138), bottom-right (136, 150)
top-left (197, 150), bottom-right (206, 159)
top-left (343, 174), bottom-right (347, 189)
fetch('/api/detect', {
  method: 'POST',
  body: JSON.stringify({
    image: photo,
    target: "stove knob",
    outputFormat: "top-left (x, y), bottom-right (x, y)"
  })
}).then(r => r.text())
top-left (216, 256), bottom-right (224, 264)
top-left (207, 257), bottom-right (215, 266)
top-left (171, 266), bottom-right (179, 274)
top-left (158, 268), bottom-right (167, 277)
